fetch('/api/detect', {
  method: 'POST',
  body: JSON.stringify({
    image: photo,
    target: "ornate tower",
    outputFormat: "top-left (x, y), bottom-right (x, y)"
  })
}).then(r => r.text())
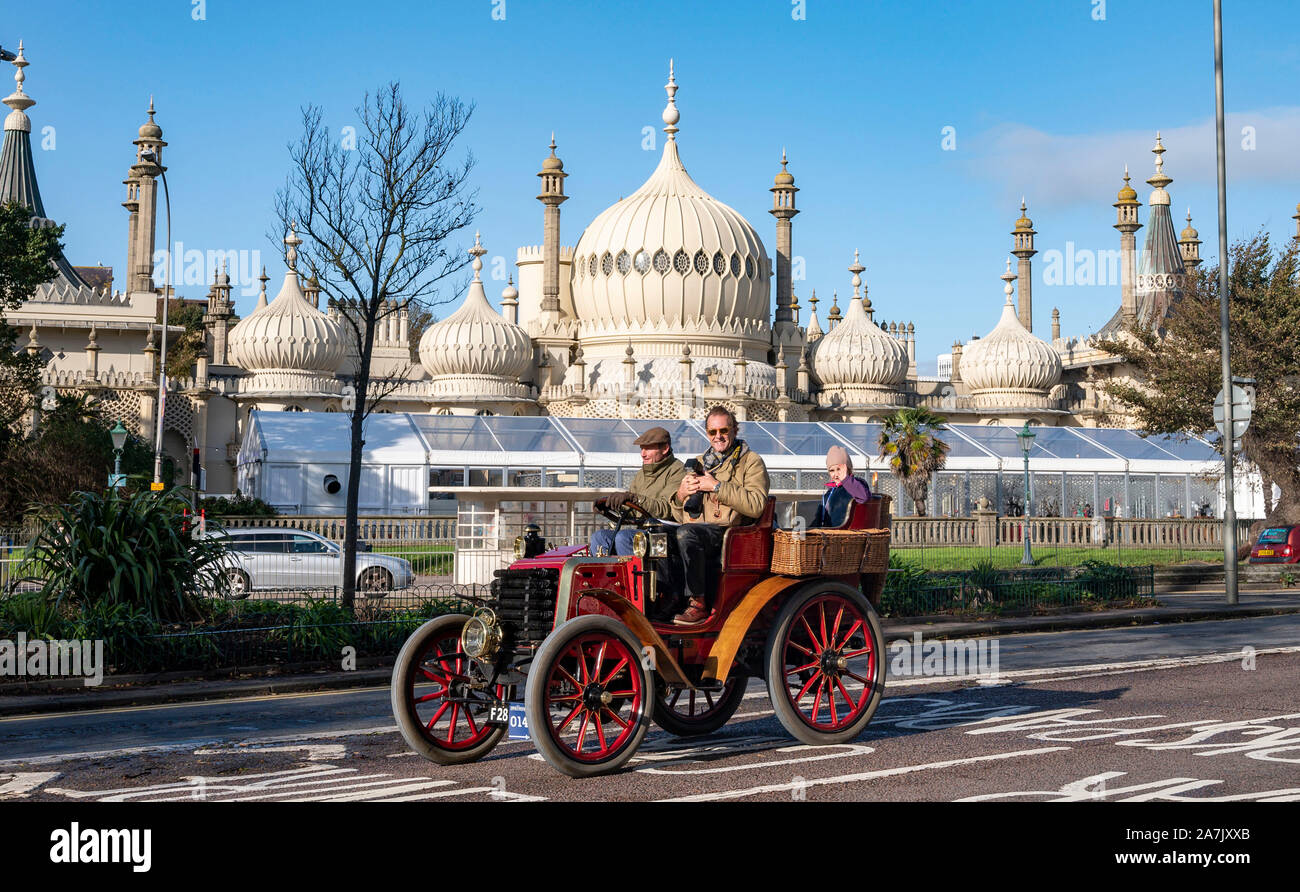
top-left (769, 149), bottom-right (798, 331)
top-left (204, 262), bottom-right (234, 365)
top-left (1113, 166), bottom-right (1142, 326)
top-left (124, 98), bottom-right (166, 294)
top-left (1179, 209), bottom-right (1202, 271)
top-left (537, 134), bottom-right (568, 322)
top-left (1011, 199), bottom-right (1037, 332)
top-left (1135, 133), bottom-right (1186, 325)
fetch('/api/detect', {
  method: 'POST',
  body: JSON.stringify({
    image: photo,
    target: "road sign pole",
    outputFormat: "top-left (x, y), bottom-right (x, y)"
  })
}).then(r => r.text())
top-left (1213, 0), bottom-right (1237, 605)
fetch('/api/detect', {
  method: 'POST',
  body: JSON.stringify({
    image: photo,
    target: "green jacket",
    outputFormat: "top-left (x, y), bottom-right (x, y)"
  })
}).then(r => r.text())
top-left (671, 439), bottom-right (770, 527)
top-left (631, 452), bottom-right (686, 520)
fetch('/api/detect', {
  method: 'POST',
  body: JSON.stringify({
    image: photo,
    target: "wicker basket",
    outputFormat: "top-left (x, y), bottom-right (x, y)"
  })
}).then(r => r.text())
top-left (859, 528), bottom-right (891, 573)
top-left (771, 529), bottom-right (870, 576)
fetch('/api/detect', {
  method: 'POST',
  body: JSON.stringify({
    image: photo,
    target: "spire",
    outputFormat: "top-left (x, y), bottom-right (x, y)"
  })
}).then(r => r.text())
top-left (662, 59), bottom-right (679, 140)
top-left (469, 231), bottom-right (486, 281)
top-left (1000, 257), bottom-right (1017, 308)
top-left (806, 289), bottom-right (822, 342)
top-left (849, 249), bottom-right (864, 300)
top-left (255, 266), bottom-right (269, 311)
top-left (284, 222), bottom-right (302, 272)
top-left (3, 40), bottom-right (34, 130)
top-left (828, 290), bottom-right (841, 329)
top-left (1147, 132), bottom-right (1172, 206)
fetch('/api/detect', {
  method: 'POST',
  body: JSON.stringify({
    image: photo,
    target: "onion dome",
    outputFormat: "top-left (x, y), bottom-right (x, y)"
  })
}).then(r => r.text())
top-left (541, 134), bottom-right (563, 171)
top-left (774, 149), bottom-right (795, 186)
top-left (138, 97), bottom-right (162, 140)
top-left (1180, 209), bottom-right (1199, 242)
top-left (812, 262), bottom-right (908, 408)
top-left (570, 61), bottom-right (770, 352)
top-left (1013, 198), bottom-right (1034, 233)
top-left (1116, 166), bottom-right (1138, 202)
top-left (419, 233), bottom-right (532, 383)
top-left (228, 226), bottom-right (345, 377)
top-left (959, 260), bottom-right (1061, 408)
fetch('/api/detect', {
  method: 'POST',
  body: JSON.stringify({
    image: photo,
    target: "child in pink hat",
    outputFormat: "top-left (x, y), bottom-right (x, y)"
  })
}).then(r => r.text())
top-left (814, 445), bottom-right (871, 527)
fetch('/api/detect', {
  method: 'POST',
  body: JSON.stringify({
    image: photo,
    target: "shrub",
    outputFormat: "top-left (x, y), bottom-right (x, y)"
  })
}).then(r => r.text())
top-left (198, 492), bottom-right (278, 518)
top-left (28, 488), bottom-right (232, 624)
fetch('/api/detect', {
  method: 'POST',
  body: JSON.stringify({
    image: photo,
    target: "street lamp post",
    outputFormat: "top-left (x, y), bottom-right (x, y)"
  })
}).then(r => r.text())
top-left (141, 148), bottom-right (170, 491)
top-left (1016, 421), bottom-right (1036, 565)
top-left (108, 421), bottom-right (128, 490)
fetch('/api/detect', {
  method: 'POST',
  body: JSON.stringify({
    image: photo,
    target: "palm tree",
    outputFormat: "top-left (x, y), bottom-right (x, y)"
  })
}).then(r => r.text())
top-left (878, 407), bottom-right (951, 517)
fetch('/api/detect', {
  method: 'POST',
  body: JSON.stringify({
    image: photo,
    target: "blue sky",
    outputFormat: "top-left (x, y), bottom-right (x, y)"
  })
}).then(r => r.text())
top-left (12, 0), bottom-right (1300, 372)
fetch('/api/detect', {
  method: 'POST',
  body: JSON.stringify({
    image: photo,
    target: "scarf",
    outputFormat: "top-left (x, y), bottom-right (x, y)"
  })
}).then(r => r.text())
top-left (702, 438), bottom-right (742, 474)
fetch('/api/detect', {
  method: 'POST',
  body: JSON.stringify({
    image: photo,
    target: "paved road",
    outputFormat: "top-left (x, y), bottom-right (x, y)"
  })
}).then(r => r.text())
top-left (2, 614), bottom-right (1298, 802)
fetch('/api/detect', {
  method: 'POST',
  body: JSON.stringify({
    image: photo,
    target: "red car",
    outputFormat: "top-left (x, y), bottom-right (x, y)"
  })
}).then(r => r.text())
top-left (1248, 526), bottom-right (1300, 563)
top-left (391, 495), bottom-right (890, 777)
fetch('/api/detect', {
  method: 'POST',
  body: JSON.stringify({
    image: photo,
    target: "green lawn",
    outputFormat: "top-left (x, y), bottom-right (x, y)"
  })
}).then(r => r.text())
top-left (373, 544), bottom-right (455, 575)
top-left (892, 545), bottom-right (1225, 571)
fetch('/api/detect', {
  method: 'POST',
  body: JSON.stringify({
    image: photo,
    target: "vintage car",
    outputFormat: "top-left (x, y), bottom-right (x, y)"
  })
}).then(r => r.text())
top-left (390, 494), bottom-right (890, 777)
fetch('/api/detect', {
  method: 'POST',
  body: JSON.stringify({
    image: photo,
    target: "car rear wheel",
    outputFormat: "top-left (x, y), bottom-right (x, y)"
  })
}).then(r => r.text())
top-left (764, 583), bottom-right (886, 746)
top-left (526, 615), bottom-right (654, 778)
top-left (653, 676), bottom-right (748, 736)
top-left (225, 569), bottom-right (251, 600)
top-left (358, 567), bottom-right (392, 599)
top-left (391, 614), bottom-right (507, 765)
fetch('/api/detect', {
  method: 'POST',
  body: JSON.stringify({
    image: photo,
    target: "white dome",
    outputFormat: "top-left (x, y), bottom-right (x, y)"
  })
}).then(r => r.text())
top-left (419, 250), bottom-right (532, 381)
top-left (570, 137), bottom-right (770, 343)
top-left (812, 296), bottom-right (908, 394)
top-left (228, 270), bottom-right (344, 374)
top-left (961, 294), bottom-right (1062, 399)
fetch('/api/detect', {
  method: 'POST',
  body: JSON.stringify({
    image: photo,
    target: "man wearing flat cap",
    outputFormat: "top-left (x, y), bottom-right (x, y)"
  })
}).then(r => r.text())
top-left (590, 426), bottom-right (686, 558)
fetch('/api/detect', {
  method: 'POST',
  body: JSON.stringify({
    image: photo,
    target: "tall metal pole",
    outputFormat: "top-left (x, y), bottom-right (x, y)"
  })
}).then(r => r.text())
top-left (1213, 0), bottom-right (1237, 604)
top-left (1021, 449), bottom-right (1034, 565)
top-left (149, 157), bottom-right (171, 489)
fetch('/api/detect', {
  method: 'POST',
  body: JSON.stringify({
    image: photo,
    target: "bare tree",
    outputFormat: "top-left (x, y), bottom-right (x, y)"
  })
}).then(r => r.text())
top-left (276, 83), bottom-right (477, 609)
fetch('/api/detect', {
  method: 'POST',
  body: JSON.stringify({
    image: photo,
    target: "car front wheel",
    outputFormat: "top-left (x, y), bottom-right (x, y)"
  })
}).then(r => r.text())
top-left (358, 567), bottom-right (393, 599)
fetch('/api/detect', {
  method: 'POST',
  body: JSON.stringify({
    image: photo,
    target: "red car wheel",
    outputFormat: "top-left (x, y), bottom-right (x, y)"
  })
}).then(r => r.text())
top-left (526, 616), bottom-right (653, 777)
top-left (765, 583), bottom-right (886, 745)
top-left (391, 614), bottom-right (506, 764)
top-left (653, 676), bottom-right (748, 736)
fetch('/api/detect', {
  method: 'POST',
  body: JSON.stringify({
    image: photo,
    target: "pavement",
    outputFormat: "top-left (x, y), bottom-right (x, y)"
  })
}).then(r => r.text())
top-left (3, 589), bottom-right (1298, 718)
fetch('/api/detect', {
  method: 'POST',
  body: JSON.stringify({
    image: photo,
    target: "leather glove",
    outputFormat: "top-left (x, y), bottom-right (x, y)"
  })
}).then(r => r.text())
top-left (607, 490), bottom-right (633, 509)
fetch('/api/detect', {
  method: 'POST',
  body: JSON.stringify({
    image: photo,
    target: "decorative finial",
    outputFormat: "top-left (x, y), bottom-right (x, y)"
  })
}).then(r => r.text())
top-left (4, 39), bottom-right (35, 117)
top-left (662, 59), bottom-right (680, 139)
top-left (1001, 257), bottom-right (1017, 305)
top-left (781, 147), bottom-right (788, 168)
top-left (148, 94), bottom-right (155, 119)
top-left (284, 222), bottom-right (302, 271)
top-left (849, 250), bottom-right (865, 299)
top-left (469, 231), bottom-right (486, 280)
top-left (829, 290), bottom-right (841, 324)
top-left (627, 341), bottom-right (636, 359)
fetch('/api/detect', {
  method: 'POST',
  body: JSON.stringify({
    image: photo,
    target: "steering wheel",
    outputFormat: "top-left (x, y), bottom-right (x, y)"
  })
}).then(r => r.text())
top-left (597, 498), bottom-right (654, 533)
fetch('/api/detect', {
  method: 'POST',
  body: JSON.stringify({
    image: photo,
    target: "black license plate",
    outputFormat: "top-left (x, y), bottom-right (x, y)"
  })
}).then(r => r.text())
top-left (487, 701), bottom-right (510, 725)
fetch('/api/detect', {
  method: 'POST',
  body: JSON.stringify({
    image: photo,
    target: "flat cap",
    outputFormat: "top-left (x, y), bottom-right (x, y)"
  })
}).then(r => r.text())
top-left (633, 426), bottom-right (672, 447)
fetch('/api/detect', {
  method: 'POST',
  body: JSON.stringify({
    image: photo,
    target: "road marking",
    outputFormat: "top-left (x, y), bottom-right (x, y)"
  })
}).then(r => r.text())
top-left (638, 743), bottom-right (874, 776)
top-left (0, 771), bottom-right (60, 798)
top-left (887, 645), bottom-right (1300, 688)
top-left (0, 684), bottom-right (392, 723)
top-left (656, 746), bottom-right (1072, 801)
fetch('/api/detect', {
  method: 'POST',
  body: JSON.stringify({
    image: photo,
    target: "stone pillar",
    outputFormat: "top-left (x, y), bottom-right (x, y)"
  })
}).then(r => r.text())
top-left (974, 508), bottom-right (998, 548)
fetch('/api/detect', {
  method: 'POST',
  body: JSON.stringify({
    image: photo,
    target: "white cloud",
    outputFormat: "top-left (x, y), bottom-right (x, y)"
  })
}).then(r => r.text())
top-left (963, 107), bottom-right (1300, 206)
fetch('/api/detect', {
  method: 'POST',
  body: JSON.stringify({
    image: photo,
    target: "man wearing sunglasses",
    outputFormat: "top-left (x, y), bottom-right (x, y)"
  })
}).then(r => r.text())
top-left (668, 405), bottom-right (770, 625)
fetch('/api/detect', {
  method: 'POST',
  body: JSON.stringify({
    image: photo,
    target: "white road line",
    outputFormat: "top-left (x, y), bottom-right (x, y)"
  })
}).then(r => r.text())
top-left (656, 746), bottom-right (1072, 802)
top-left (886, 645), bottom-right (1300, 688)
top-left (0, 685), bottom-right (391, 723)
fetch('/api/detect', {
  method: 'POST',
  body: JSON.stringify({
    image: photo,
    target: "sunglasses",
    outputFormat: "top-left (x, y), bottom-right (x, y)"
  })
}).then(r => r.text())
top-left (706, 427), bottom-right (731, 436)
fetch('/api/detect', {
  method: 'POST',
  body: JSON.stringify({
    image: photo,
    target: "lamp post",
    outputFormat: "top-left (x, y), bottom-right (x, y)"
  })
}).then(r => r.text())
top-left (141, 148), bottom-right (170, 491)
top-left (108, 421), bottom-right (128, 489)
top-left (1016, 421), bottom-right (1036, 565)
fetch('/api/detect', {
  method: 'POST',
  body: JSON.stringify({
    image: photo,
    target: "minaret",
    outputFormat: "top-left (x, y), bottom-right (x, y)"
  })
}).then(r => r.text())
top-left (1113, 166), bottom-right (1142, 326)
top-left (769, 149), bottom-right (798, 330)
top-left (204, 261), bottom-right (234, 365)
top-left (254, 266), bottom-right (269, 311)
top-left (125, 97), bottom-right (166, 293)
top-left (501, 277), bottom-right (519, 325)
top-left (536, 133), bottom-right (567, 322)
top-left (1179, 209), bottom-right (1202, 271)
top-left (828, 291), bottom-right (841, 329)
top-left (805, 289), bottom-right (822, 343)
top-left (1011, 199), bottom-right (1037, 332)
top-left (1051, 307), bottom-right (1061, 342)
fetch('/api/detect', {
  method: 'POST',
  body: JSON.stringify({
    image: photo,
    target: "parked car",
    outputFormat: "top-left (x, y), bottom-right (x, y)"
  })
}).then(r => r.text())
top-left (1248, 526), bottom-right (1300, 563)
top-left (206, 528), bottom-right (414, 598)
